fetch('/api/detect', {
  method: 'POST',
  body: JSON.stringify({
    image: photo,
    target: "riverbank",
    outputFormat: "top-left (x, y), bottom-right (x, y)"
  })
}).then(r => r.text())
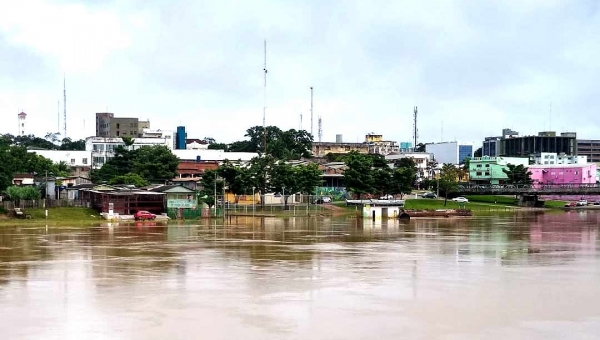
top-left (0, 207), bottom-right (103, 225)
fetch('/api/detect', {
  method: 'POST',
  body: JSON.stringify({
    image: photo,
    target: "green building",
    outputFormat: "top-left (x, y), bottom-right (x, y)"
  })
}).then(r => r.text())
top-left (469, 156), bottom-right (529, 185)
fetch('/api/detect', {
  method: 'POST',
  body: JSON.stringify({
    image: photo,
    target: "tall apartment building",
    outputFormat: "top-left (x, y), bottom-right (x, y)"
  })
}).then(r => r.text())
top-left (577, 139), bottom-right (600, 163)
top-left (482, 128), bottom-right (519, 157)
top-left (426, 142), bottom-right (473, 164)
top-left (95, 112), bottom-right (150, 138)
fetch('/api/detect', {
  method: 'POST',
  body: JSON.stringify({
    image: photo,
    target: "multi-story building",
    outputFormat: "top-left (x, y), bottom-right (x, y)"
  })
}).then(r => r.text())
top-left (27, 150), bottom-right (92, 177)
top-left (532, 152), bottom-right (587, 165)
top-left (365, 133), bottom-right (399, 155)
top-left (385, 152), bottom-right (433, 178)
top-left (529, 164), bottom-right (597, 185)
top-left (577, 139), bottom-right (600, 163)
top-left (312, 142), bottom-right (369, 157)
top-left (426, 142), bottom-right (473, 164)
top-left (500, 131), bottom-right (577, 157)
top-left (95, 112), bottom-right (150, 138)
top-left (482, 128), bottom-right (519, 157)
top-left (185, 139), bottom-right (209, 150)
top-left (171, 149), bottom-right (258, 163)
top-left (469, 156), bottom-right (529, 184)
top-left (87, 135), bottom-right (174, 168)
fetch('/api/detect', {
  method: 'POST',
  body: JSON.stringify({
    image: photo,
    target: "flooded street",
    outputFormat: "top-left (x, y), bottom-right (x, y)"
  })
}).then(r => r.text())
top-left (2, 212), bottom-right (600, 339)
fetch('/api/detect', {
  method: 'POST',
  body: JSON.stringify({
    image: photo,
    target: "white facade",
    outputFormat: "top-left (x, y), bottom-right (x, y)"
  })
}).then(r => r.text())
top-left (385, 152), bottom-right (433, 178)
top-left (140, 129), bottom-right (176, 149)
top-left (18, 112), bottom-right (27, 136)
top-left (172, 149), bottom-right (258, 162)
top-left (186, 141), bottom-right (209, 150)
top-left (426, 142), bottom-right (459, 164)
top-left (534, 152), bottom-right (587, 165)
top-left (86, 136), bottom-right (174, 168)
top-left (28, 150), bottom-right (92, 167)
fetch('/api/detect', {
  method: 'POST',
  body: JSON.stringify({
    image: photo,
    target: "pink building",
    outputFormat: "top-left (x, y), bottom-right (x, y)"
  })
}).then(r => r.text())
top-left (528, 164), bottom-right (597, 185)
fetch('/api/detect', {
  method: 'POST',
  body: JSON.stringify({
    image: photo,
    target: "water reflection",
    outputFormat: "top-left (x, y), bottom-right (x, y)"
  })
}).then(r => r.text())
top-left (1, 213), bottom-right (600, 339)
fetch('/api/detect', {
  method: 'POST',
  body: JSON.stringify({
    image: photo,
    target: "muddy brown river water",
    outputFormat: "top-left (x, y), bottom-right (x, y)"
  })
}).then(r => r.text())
top-left (1, 211), bottom-right (600, 339)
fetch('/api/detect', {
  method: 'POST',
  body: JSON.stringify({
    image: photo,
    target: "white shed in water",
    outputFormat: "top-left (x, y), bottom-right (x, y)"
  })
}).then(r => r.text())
top-left (346, 200), bottom-right (406, 220)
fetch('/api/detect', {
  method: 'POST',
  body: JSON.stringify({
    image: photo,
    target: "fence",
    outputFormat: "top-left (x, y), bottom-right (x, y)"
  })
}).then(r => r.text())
top-left (1, 199), bottom-right (88, 210)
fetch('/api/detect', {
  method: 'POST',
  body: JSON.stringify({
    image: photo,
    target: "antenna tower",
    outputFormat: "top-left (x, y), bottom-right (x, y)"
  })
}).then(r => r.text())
top-left (413, 106), bottom-right (418, 148)
top-left (318, 116), bottom-right (322, 143)
top-left (299, 112), bottom-right (303, 131)
top-left (262, 40), bottom-right (267, 155)
top-left (310, 87), bottom-right (314, 137)
top-left (63, 76), bottom-right (67, 138)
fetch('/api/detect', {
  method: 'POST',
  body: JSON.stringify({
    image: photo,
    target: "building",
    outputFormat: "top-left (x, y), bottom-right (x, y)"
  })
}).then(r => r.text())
top-left (12, 173), bottom-right (35, 186)
top-left (529, 164), bottom-right (597, 185)
top-left (185, 139), bottom-right (209, 150)
top-left (312, 142), bottom-right (369, 157)
top-left (385, 152), bottom-right (433, 178)
top-left (399, 142), bottom-right (413, 152)
top-left (79, 184), bottom-right (165, 215)
top-left (18, 111), bottom-right (27, 136)
top-left (173, 161), bottom-right (219, 190)
top-left (482, 128), bottom-right (519, 157)
top-left (29, 150), bottom-right (91, 168)
top-left (500, 131), bottom-right (577, 157)
top-left (532, 152), bottom-right (587, 165)
top-left (426, 142), bottom-right (473, 164)
top-left (150, 185), bottom-right (199, 219)
top-left (172, 149), bottom-right (258, 163)
top-left (95, 112), bottom-right (150, 138)
top-left (469, 156), bottom-right (529, 184)
top-left (87, 136), bottom-right (174, 169)
top-left (365, 133), bottom-right (400, 155)
top-left (577, 139), bottom-right (600, 163)
top-left (175, 126), bottom-right (187, 150)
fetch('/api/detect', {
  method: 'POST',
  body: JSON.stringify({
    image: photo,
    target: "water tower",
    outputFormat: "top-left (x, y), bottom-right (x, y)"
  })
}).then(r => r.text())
top-left (18, 111), bottom-right (27, 136)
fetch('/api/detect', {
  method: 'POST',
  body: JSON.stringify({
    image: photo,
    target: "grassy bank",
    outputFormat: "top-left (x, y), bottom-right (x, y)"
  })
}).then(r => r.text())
top-left (0, 207), bottom-right (102, 225)
top-left (463, 195), bottom-right (566, 209)
top-left (404, 199), bottom-right (515, 212)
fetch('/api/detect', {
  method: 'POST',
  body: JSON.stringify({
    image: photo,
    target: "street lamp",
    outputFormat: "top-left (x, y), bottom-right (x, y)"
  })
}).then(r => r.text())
top-left (252, 186), bottom-right (256, 218)
top-left (282, 185), bottom-right (286, 210)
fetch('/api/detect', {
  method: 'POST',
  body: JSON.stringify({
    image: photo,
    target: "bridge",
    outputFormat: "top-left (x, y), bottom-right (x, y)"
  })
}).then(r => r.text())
top-left (456, 183), bottom-right (600, 196)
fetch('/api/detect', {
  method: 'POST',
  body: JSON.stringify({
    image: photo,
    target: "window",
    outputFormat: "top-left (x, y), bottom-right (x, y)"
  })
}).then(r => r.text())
top-left (477, 164), bottom-right (482, 168)
top-left (116, 131), bottom-right (120, 136)
top-left (476, 171), bottom-right (482, 176)
top-left (116, 123), bottom-right (120, 129)
top-left (82, 158), bottom-right (88, 165)
top-left (485, 171), bottom-right (490, 176)
top-left (544, 161), bottom-right (548, 164)
top-left (485, 164), bottom-right (490, 167)
top-left (70, 159), bottom-right (75, 164)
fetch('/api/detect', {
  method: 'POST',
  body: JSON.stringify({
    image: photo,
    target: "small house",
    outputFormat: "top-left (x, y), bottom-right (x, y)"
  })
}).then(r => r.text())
top-left (12, 173), bottom-right (35, 186)
top-left (150, 185), bottom-right (199, 219)
top-left (346, 199), bottom-right (406, 220)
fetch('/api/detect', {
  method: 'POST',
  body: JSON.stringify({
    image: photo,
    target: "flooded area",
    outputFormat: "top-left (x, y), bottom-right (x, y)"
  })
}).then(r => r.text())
top-left (2, 211), bottom-right (600, 339)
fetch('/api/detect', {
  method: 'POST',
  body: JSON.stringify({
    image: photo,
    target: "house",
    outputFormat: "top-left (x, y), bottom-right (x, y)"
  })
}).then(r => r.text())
top-left (185, 139), bottom-right (209, 150)
top-left (78, 184), bottom-right (165, 215)
top-left (12, 173), bottom-right (35, 186)
top-left (150, 185), bottom-right (199, 219)
top-left (173, 160), bottom-right (219, 190)
top-left (469, 156), bottom-right (529, 185)
top-left (385, 152), bottom-right (433, 178)
top-left (529, 164), bottom-right (597, 185)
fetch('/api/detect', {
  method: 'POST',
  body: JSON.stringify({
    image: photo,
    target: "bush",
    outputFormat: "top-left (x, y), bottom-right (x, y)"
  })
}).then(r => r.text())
top-left (0, 206), bottom-right (6, 215)
top-left (6, 186), bottom-right (41, 200)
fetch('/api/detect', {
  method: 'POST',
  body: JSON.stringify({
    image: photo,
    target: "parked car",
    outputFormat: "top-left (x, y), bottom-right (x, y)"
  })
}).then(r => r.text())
top-left (576, 200), bottom-right (588, 206)
top-left (565, 202), bottom-right (577, 207)
top-left (452, 197), bottom-right (469, 203)
top-left (421, 192), bottom-right (437, 199)
top-left (313, 196), bottom-right (332, 204)
top-left (134, 210), bottom-right (156, 221)
top-left (594, 201), bottom-right (600, 206)
top-left (379, 194), bottom-right (394, 200)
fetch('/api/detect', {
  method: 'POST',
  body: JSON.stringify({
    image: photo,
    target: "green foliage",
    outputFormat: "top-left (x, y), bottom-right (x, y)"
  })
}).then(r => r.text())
top-left (226, 126), bottom-right (313, 160)
top-left (414, 143), bottom-right (428, 152)
top-left (6, 186), bottom-right (41, 200)
top-left (502, 164), bottom-right (533, 185)
top-left (208, 143), bottom-right (229, 151)
top-left (58, 138), bottom-right (86, 151)
top-left (391, 167), bottom-right (416, 197)
top-left (1, 133), bottom-right (85, 151)
top-left (198, 169), bottom-right (223, 208)
top-left (343, 151), bottom-right (374, 199)
top-left (372, 167), bottom-right (392, 196)
top-left (439, 163), bottom-right (459, 206)
top-left (108, 173), bottom-right (150, 187)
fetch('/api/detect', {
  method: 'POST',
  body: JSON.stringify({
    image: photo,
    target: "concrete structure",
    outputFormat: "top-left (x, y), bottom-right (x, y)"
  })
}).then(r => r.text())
top-left (95, 112), bottom-right (150, 138)
top-left (577, 139), bottom-right (600, 163)
top-left (346, 200), bottom-right (405, 220)
top-left (500, 131), bottom-right (577, 157)
top-left (399, 142), bottom-right (413, 152)
top-left (385, 152), bottom-right (433, 178)
top-left (528, 164), bottom-right (597, 185)
top-left (469, 156), bottom-right (529, 185)
top-left (533, 152), bottom-right (587, 165)
top-left (185, 139), bottom-right (209, 150)
top-left (140, 129), bottom-right (176, 148)
top-left (482, 128), bottom-right (519, 157)
top-left (365, 133), bottom-right (399, 155)
top-left (150, 185), bottom-right (199, 219)
top-left (18, 111), bottom-right (27, 136)
top-left (173, 161), bottom-right (219, 190)
top-left (335, 134), bottom-right (343, 143)
top-left (29, 150), bottom-right (91, 167)
top-left (176, 126), bottom-right (187, 149)
top-left (12, 173), bottom-right (34, 186)
top-left (172, 149), bottom-right (258, 163)
top-left (426, 142), bottom-right (473, 164)
top-left (312, 142), bottom-right (369, 157)
top-left (87, 136), bottom-right (174, 168)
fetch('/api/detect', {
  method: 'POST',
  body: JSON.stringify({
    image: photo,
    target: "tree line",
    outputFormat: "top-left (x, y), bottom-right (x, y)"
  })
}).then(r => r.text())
top-left (1, 133), bottom-right (86, 151)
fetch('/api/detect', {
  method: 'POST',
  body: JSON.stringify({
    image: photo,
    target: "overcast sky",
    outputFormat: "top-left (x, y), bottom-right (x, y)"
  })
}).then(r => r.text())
top-left (1, 0), bottom-right (599, 146)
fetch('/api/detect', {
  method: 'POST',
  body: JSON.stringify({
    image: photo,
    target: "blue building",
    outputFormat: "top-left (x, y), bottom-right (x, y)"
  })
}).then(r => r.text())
top-left (458, 145), bottom-right (473, 164)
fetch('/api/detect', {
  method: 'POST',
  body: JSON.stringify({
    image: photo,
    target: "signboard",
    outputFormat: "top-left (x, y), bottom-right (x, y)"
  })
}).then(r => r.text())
top-left (167, 199), bottom-right (197, 209)
top-left (108, 202), bottom-right (114, 215)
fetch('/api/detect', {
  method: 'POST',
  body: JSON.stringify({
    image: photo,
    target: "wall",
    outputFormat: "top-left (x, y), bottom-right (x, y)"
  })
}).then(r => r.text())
top-left (529, 164), bottom-right (597, 184)
top-left (312, 142), bottom-right (369, 157)
top-left (29, 150), bottom-right (92, 167)
top-left (577, 139), bottom-right (600, 163)
top-left (426, 142), bottom-right (458, 164)
top-left (469, 156), bottom-right (529, 184)
top-left (361, 205), bottom-right (402, 220)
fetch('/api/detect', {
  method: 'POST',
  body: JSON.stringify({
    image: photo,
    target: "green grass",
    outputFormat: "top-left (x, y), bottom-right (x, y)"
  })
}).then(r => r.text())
top-left (404, 199), bottom-right (513, 211)
top-left (544, 200), bottom-right (568, 208)
top-left (0, 207), bottom-right (102, 225)
top-left (463, 195), bottom-right (519, 205)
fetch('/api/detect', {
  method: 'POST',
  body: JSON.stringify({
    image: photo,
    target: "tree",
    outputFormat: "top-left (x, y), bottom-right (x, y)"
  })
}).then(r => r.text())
top-left (343, 151), bottom-right (374, 199)
top-left (208, 143), bottom-right (229, 151)
top-left (132, 145), bottom-right (180, 182)
top-left (45, 132), bottom-right (61, 144)
top-left (390, 159), bottom-right (418, 198)
top-left (295, 163), bottom-right (323, 195)
top-left (218, 160), bottom-right (252, 203)
top-left (458, 158), bottom-right (470, 182)
top-left (502, 164), bottom-right (532, 185)
top-left (6, 186), bottom-right (41, 201)
top-left (439, 163), bottom-right (458, 206)
top-left (247, 155), bottom-right (276, 205)
top-left (198, 169), bottom-right (223, 208)
top-left (415, 143), bottom-right (428, 152)
top-left (59, 138), bottom-right (86, 151)
top-left (109, 173), bottom-right (149, 187)
top-left (425, 160), bottom-right (439, 179)
top-left (474, 147), bottom-right (482, 157)
top-left (269, 162), bottom-right (298, 209)
top-left (203, 137), bottom-right (216, 144)
top-left (372, 168), bottom-right (392, 197)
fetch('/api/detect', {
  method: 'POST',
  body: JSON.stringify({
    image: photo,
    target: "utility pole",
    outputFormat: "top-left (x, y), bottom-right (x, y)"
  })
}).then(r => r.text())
top-left (63, 76), bottom-right (67, 138)
top-left (263, 40), bottom-right (267, 155)
top-left (310, 87), bottom-right (314, 138)
top-left (413, 106), bottom-right (418, 148)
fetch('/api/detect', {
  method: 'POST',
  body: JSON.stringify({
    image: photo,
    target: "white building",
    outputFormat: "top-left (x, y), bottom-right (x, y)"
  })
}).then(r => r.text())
top-left (86, 136), bottom-right (174, 168)
top-left (185, 139), bottom-right (209, 150)
top-left (533, 152), bottom-right (587, 165)
top-left (385, 152), bottom-right (433, 178)
top-left (29, 150), bottom-right (92, 167)
top-left (426, 141), bottom-right (473, 164)
top-left (172, 149), bottom-right (258, 162)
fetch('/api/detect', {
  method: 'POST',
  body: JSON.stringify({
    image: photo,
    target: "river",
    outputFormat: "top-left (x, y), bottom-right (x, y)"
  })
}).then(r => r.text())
top-left (1, 211), bottom-right (600, 339)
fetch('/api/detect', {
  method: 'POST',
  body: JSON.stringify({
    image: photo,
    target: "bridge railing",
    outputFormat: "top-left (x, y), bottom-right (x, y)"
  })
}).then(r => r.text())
top-left (456, 183), bottom-right (600, 194)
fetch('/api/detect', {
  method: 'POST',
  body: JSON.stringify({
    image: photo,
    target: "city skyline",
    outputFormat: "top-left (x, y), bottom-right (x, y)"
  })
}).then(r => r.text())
top-left (1, 1), bottom-right (600, 144)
